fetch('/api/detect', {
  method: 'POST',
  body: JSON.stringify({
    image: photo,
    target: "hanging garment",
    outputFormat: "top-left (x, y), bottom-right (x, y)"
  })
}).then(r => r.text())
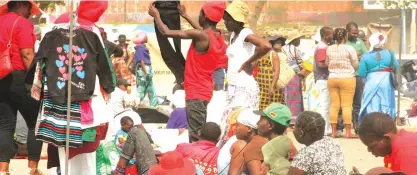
top-left (154, 1), bottom-right (185, 84)
top-left (81, 75), bottom-right (112, 129)
top-left (36, 78), bottom-right (83, 148)
top-left (36, 28), bottom-right (115, 104)
top-left (80, 99), bottom-right (94, 125)
top-left (58, 148), bottom-right (97, 175)
top-left (82, 127), bottom-right (96, 142)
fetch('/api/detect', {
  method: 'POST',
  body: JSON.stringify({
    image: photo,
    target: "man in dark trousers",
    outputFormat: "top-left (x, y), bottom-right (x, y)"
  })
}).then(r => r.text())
top-left (149, 1), bottom-right (227, 142)
top-left (153, 1), bottom-right (186, 91)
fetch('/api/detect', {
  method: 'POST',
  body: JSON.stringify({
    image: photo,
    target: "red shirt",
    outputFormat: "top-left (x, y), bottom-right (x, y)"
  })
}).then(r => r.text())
top-left (384, 129), bottom-right (417, 174)
top-left (217, 50), bottom-right (228, 69)
top-left (175, 140), bottom-right (220, 175)
top-left (184, 29), bottom-right (227, 101)
top-left (0, 12), bottom-right (35, 71)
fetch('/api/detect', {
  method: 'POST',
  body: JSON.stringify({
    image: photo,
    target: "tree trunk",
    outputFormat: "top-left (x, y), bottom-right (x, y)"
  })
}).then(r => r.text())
top-left (249, 1), bottom-right (267, 32)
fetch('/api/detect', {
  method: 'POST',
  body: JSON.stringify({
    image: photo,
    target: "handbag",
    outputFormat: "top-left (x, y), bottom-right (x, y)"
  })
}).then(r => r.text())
top-left (269, 51), bottom-right (295, 89)
top-left (0, 17), bottom-right (20, 79)
top-left (388, 50), bottom-right (398, 89)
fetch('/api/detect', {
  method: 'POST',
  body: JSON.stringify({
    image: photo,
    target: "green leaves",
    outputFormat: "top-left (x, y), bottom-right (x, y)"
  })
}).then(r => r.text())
top-left (382, 0), bottom-right (417, 9)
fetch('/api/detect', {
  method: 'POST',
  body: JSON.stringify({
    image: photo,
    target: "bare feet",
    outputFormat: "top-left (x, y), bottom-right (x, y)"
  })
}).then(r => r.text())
top-left (29, 169), bottom-right (44, 175)
top-left (344, 133), bottom-right (359, 139)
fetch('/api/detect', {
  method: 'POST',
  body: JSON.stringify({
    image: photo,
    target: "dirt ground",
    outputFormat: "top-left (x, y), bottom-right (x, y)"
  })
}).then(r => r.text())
top-left (9, 136), bottom-right (381, 175)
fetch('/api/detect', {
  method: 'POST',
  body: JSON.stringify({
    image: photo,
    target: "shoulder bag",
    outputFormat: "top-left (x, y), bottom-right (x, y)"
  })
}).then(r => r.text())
top-left (269, 51), bottom-right (295, 89)
top-left (0, 17), bottom-right (20, 79)
top-left (388, 50), bottom-right (398, 89)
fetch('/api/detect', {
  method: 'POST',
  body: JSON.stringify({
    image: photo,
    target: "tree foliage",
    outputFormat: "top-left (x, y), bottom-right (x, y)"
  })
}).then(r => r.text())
top-left (383, 0), bottom-right (417, 9)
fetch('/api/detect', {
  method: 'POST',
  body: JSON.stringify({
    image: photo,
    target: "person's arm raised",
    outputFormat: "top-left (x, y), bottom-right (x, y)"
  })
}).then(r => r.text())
top-left (149, 5), bottom-right (205, 40)
top-left (178, 4), bottom-right (203, 30)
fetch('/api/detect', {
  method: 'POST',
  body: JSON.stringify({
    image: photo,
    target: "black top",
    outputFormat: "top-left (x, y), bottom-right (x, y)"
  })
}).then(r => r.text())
top-left (35, 28), bottom-right (115, 104)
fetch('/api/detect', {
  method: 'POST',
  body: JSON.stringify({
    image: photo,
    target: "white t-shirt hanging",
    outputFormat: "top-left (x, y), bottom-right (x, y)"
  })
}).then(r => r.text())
top-left (226, 28), bottom-right (257, 87)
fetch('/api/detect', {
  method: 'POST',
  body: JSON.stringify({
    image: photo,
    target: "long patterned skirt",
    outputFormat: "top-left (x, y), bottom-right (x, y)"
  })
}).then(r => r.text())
top-left (218, 82), bottom-right (259, 146)
top-left (284, 75), bottom-right (304, 124)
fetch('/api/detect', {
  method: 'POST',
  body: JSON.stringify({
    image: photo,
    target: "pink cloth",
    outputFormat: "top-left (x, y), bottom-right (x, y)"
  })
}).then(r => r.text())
top-left (80, 99), bottom-right (94, 125)
top-left (175, 140), bottom-right (220, 175)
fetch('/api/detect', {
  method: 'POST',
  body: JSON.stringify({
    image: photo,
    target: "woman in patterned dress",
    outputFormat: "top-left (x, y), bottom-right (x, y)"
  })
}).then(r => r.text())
top-left (282, 32), bottom-right (307, 124)
top-left (112, 46), bottom-right (137, 93)
top-left (289, 111), bottom-right (347, 175)
top-left (218, 0), bottom-right (271, 146)
top-left (256, 36), bottom-right (286, 109)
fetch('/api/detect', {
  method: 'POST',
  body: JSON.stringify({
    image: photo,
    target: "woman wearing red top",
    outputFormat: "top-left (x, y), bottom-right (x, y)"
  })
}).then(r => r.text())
top-left (0, 1), bottom-right (43, 174)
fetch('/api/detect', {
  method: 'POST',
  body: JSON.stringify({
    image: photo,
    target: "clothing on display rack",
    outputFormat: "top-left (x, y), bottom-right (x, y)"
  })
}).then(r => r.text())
top-left (35, 28), bottom-right (115, 104)
top-left (36, 78), bottom-right (83, 148)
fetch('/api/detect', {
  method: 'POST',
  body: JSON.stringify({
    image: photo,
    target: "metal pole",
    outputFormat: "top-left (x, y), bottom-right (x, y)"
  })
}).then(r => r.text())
top-left (401, 9), bottom-right (407, 54)
top-left (65, 0), bottom-right (75, 174)
top-left (398, 10), bottom-right (404, 120)
top-left (411, 9), bottom-right (416, 53)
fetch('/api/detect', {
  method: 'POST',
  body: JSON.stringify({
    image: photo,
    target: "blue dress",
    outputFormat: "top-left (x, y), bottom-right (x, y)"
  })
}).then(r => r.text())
top-left (358, 50), bottom-right (399, 123)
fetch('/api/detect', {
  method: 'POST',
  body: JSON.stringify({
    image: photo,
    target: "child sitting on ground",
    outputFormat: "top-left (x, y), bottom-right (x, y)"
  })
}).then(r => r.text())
top-left (358, 112), bottom-right (417, 175)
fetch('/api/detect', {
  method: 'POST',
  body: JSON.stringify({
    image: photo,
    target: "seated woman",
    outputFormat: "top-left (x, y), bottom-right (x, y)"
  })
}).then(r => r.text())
top-left (228, 108), bottom-right (267, 175)
top-left (358, 33), bottom-right (399, 123)
top-left (288, 111), bottom-right (347, 175)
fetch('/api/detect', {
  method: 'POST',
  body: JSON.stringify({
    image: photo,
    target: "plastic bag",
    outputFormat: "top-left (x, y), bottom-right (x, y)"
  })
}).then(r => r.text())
top-left (96, 141), bottom-right (120, 175)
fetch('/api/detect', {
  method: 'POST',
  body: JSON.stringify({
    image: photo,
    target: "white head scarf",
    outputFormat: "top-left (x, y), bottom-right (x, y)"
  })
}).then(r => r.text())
top-left (369, 32), bottom-right (387, 50)
top-left (237, 108), bottom-right (261, 129)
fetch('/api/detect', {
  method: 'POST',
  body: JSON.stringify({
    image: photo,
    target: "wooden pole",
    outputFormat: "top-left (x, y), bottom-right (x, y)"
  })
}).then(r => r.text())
top-left (65, 0), bottom-right (75, 174)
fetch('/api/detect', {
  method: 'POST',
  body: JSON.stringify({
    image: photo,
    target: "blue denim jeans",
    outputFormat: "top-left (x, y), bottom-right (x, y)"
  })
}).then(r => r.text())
top-left (213, 68), bottom-right (227, 91)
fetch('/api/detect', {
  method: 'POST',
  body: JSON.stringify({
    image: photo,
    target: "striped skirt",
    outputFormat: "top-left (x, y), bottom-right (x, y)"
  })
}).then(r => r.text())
top-left (36, 82), bottom-right (83, 148)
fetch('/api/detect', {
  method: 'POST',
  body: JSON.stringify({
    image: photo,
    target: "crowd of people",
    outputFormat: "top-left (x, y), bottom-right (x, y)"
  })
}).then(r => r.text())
top-left (0, 0), bottom-right (416, 175)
